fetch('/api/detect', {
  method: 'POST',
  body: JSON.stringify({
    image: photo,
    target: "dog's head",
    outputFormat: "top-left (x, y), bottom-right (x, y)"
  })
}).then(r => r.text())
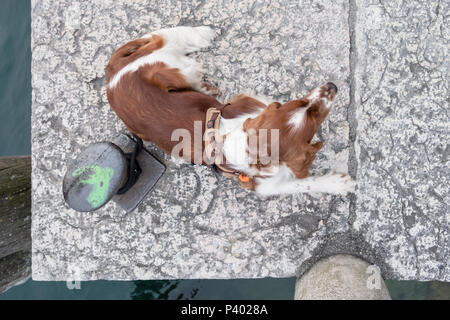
top-left (242, 82), bottom-right (338, 177)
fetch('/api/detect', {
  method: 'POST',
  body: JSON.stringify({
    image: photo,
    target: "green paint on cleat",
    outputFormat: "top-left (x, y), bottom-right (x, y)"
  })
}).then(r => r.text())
top-left (73, 164), bottom-right (114, 208)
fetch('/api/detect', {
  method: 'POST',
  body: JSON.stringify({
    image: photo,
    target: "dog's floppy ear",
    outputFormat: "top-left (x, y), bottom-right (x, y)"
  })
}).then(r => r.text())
top-left (304, 141), bottom-right (323, 166)
top-left (302, 141), bottom-right (323, 169)
top-left (285, 141), bottom-right (323, 179)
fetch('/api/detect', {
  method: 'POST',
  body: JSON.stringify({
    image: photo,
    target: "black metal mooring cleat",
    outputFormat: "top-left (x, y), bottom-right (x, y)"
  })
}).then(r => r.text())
top-left (63, 134), bottom-right (165, 213)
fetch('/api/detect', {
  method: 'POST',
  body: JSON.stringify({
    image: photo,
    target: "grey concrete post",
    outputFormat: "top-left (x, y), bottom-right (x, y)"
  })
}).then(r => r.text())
top-left (295, 254), bottom-right (391, 300)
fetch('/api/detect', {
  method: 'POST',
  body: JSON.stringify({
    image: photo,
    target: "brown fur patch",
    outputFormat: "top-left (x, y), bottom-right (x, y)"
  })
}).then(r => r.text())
top-left (106, 34), bottom-right (164, 83)
top-left (141, 62), bottom-right (191, 92)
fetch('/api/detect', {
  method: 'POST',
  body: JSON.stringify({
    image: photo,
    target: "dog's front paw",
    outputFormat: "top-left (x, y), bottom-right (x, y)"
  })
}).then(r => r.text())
top-left (323, 173), bottom-right (356, 195)
top-left (195, 26), bottom-right (215, 39)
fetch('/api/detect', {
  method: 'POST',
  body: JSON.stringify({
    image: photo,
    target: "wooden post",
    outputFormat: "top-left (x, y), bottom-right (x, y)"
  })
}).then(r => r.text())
top-left (0, 156), bottom-right (31, 294)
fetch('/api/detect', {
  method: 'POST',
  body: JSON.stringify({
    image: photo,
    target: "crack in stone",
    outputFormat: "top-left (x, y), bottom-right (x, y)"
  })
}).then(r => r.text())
top-left (347, 0), bottom-right (358, 235)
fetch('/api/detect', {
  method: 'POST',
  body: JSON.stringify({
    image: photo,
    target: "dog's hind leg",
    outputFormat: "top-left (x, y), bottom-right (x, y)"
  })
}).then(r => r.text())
top-left (141, 62), bottom-right (193, 92)
top-left (139, 54), bottom-right (211, 94)
top-left (140, 26), bottom-right (216, 94)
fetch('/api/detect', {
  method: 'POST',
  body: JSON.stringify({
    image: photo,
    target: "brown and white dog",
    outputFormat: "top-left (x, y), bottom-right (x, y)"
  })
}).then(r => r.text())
top-left (106, 26), bottom-right (355, 196)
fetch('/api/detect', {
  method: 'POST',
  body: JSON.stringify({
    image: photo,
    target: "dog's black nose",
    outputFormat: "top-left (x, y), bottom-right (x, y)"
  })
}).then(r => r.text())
top-left (326, 82), bottom-right (338, 93)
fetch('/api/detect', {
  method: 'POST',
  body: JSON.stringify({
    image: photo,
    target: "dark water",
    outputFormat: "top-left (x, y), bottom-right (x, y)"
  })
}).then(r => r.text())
top-left (0, 0), bottom-right (31, 156)
top-left (0, 0), bottom-right (448, 300)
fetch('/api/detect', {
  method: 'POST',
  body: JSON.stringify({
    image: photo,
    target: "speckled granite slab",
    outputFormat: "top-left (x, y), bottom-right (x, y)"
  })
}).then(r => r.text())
top-left (31, 0), bottom-right (449, 281)
top-left (352, 0), bottom-right (449, 280)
